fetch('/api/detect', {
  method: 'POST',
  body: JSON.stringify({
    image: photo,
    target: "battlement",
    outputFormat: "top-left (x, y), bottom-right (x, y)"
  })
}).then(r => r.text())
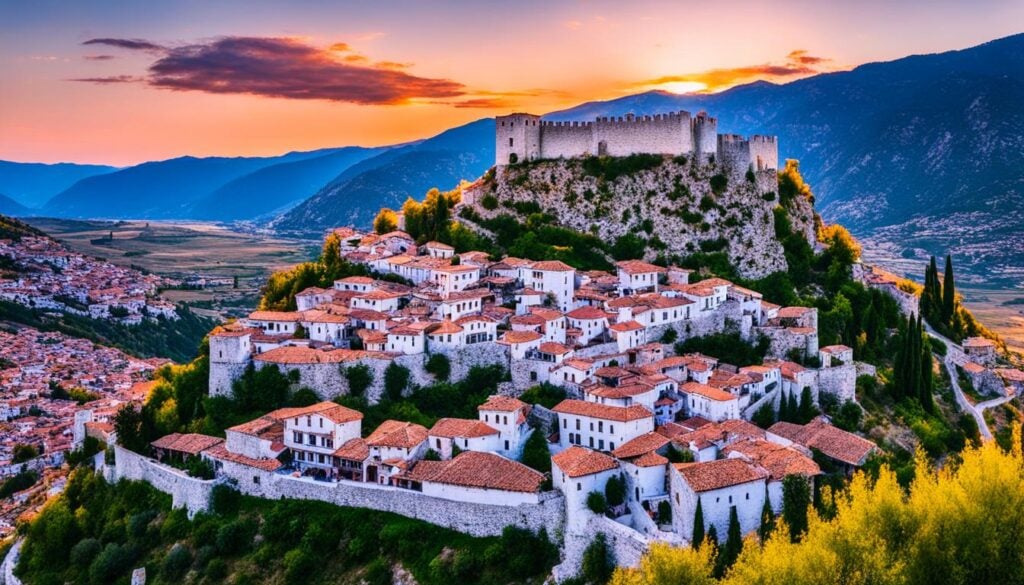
top-left (496, 109), bottom-right (775, 172)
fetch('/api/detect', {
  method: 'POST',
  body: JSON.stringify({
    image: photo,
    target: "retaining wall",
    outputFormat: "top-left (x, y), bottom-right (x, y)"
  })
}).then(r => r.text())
top-left (113, 446), bottom-right (219, 518)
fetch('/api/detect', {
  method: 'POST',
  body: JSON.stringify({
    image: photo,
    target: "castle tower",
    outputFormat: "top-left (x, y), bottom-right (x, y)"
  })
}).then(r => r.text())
top-left (495, 113), bottom-right (541, 166)
top-left (691, 111), bottom-right (718, 162)
top-left (209, 329), bottom-right (253, 396)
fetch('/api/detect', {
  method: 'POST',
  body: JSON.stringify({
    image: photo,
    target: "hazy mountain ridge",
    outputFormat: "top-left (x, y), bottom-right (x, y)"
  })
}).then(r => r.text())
top-left (0, 160), bottom-right (117, 208)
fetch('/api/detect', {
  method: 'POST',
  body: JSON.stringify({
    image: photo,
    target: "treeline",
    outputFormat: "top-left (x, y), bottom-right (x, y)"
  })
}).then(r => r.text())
top-left (16, 468), bottom-right (559, 585)
top-left (0, 300), bottom-right (216, 363)
top-left (919, 254), bottom-right (991, 344)
top-left (892, 313), bottom-right (934, 413)
top-left (260, 232), bottom-right (410, 311)
top-left (609, 435), bottom-right (1024, 585)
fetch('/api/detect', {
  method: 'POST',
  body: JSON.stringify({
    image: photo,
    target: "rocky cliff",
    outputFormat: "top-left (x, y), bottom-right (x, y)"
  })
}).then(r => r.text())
top-left (461, 155), bottom-right (815, 279)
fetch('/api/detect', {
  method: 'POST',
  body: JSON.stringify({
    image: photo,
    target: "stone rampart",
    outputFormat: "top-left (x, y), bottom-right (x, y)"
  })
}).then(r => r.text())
top-left (113, 446), bottom-right (218, 518)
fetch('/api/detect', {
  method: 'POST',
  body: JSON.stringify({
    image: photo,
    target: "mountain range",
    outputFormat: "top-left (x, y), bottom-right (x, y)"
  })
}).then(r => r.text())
top-left (2, 33), bottom-right (1021, 283)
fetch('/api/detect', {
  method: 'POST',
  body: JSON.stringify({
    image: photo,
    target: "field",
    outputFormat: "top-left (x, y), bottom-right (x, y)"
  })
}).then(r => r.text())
top-left (24, 218), bottom-right (320, 318)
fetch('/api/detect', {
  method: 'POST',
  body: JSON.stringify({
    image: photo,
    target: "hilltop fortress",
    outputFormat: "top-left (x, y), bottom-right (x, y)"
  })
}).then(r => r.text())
top-left (496, 110), bottom-right (778, 172)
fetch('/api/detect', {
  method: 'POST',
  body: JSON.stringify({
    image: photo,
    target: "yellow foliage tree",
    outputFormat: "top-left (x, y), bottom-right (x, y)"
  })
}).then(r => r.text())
top-left (373, 208), bottom-right (399, 234)
top-left (612, 432), bottom-right (1024, 585)
top-left (818, 223), bottom-right (862, 264)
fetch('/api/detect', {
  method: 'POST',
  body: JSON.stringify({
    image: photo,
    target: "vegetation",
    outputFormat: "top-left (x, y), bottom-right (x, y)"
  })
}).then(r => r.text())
top-left (425, 353), bottom-right (451, 381)
top-left (581, 153), bottom-right (664, 182)
top-left (343, 363), bottom-right (373, 397)
top-left (16, 470), bottom-right (559, 585)
top-left (892, 313), bottom-right (935, 412)
top-left (519, 382), bottom-right (567, 409)
top-left (919, 254), bottom-right (993, 344)
top-left (612, 433), bottom-right (1024, 585)
top-left (520, 428), bottom-right (552, 473)
top-left (464, 210), bottom-right (613, 271)
top-left (0, 469), bottom-right (38, 498)
top-left (0, 299), bottom-right (215, 363)
top-left (674, 332), bottom-right (769, 367)
top-left (578, 533), bottom-right (616, 585)
top-left (587, 490), bottom-right (608, 514)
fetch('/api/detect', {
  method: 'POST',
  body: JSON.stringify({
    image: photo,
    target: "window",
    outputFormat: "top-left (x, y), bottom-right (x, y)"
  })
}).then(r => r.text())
top-left (562, 419), bottom-right (567, 429)
top-left (505, 440), bottom-right (509, 450)
top-left (728, 495), bottom-right (732, 504)
top-left (598, 439), bottom-right (604, 450)
top-left (610, 425), bottom-right (615, 433)
top-left (577, 482), bottom-right (581, 491)
top-left (610, 442), bottom-right (615, 450)
top-left (293, 431), bottom-right (302, 442)
top-left (254, 475), bottom-right (260, 485)
top-left (598, 421), bottom-right (603, 433)
top-left (509, 137), bottom-right (514, 147)
top-left (575, 419), bottom-right (580, 431)
top-left (589, 437), bottom-right (594, 448)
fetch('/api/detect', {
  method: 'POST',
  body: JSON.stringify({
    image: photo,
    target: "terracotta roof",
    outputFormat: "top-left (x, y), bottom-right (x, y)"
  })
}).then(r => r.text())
top-left (366, 420), bottom-right (428, 449)
top-left (819, 344), bottom-right (852, 354)
top-left (499, 330), bottom-right (544, 344)
top-left (276, 401), bottom-right (363, 424)
top-left (478, 395), bottom-right (527, 412)
top-left (538, 342), bottom-right (573, 355)
top-left (962, 361), bottom-right (986, 374)
top-left (416, 451), bottom-right (545, 493)
top-left (675, 458), bottom-right (768, 492)
top-left (531, 260), bottom-right (575, 272)
top-left (566, 306), bottom-right (611, 320)
top-left (777, 306), bottom-right (813, 318)
top-left (254, 346), bottom-right (389, 365)
top-left (609, 320), bottom-right (644, 332)
top-left (767, 418), bottom-right (876, 466)
top-left (632, 451), bottom-right (669, 467)
top-left (612, 432), bottom-right (669, 459)
top-left (552, 446), bottom-right (620, 478)
top-left (616, 260), bottom-right (667, 275)
top-left (227, 416), bottom-right (281, 438)
top-left (248, 310), bottom-right (302, 322)
top-left (963, 336), bottom-right (996, 348)
top-left (429, 418), bottom-right (499, 438)
top-left (334, 437), bottom-right (369, 460)
top-left (150, 433), bottom-right (223, 455)
top-left (205, 444), bottom-right (282, 472)
top-left (552, 399), bottom-right (652, 422)
top-left (428, 319), bottom-right (464, 335)
top-left (681, 381), bottom-right (736, 402)
top-left (723, 438), bottom-right (820, 480)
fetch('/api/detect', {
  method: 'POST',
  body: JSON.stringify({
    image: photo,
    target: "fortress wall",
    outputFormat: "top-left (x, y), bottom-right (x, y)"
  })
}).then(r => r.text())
top-left (114, 446), bottom-right (218, 518)
top-left (593, 113), bottom-right (692, 157)
top-left (717, 134), bottom-right (752, 174)
top-left (209, 362), bottom-right (250, 397)
top-left (221, 459), bottom-right (566, 538)
top-left (540, 122), bottom-right (595, 159)
top-left (691, 114), bottom-right (718, 160)
top-left (748, 135), bottom-right (779, 171)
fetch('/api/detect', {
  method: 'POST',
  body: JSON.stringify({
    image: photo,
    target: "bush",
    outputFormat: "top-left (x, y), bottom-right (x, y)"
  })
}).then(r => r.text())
top-left (658, 500), bottom-right (673, 524)
top-left (520, 429), bottom-right (552, 473)
top-left (383, 363), bottom-right (411, 401)
top-left (343, 363), bottom-right (373, 397)
top-left (660, 328), bottom-right (678, 344)
top-left (519, 383), bottom-right (566, 409)
top-left (70, 538), bottom-right (102, 568)
top-left (216, 519), bottom-right (255, 556)
top-left (88, 543), bottom-right (134, 585)
top-left (211, 483), bottom-right (241, 516)
top-left (425, 353), bottom-right (451, 381)
top-left (709, 174), bottom-right (728, 195)
top-left (605, 474), bottom-right (626, 507)
top-left (161, 543), bottom-right (192, 581)
top-left (480, 193), bottom-right (499, 210)
top-left (587, 490), bottom-right (607, 514)
top-left (283, 548), bottom-right (317, 585)
top-left (611, 234), bottom-right (647, 261)
top-left (580, 533), bottom-right (615, 584)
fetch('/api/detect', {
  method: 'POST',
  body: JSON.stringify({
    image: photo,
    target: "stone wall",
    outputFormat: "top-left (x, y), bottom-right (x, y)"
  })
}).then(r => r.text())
top-left (113, 446), bottom-right (218, 518)
top-left (209, 361), bottom-right (249, 398)
top-left (817, 364), bottom-right (857, 403)
top-left (556, 511), bottom-right (649, 581)
top-left (540, 122), bottom-right (595, 159)
top-left (219, 459), bottom-right (565, 538)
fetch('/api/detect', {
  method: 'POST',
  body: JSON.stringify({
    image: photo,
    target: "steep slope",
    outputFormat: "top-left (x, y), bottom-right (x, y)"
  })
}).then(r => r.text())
top-left (0, 213), bottom-right (47, 241)
top-left (0, 160), bottom-right (116, 208)
top-left (0, 193), bottom-right (29, 216)
top-left (271, 118), bottom-right (493, 234)
top-left (461, 155), bottom-right (816, 279)
top-left (188, 146), bottom-right (385, 220)
top-left (546, 34), bottom-right (1024, 285)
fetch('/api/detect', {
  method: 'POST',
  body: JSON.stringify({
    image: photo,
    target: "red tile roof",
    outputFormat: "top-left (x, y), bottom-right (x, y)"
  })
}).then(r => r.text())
top-left (413, 451), bottom-right (545, 493)
top-left (429, 418), bottom-right (499, 438)
top-left (551, 399), bottom-right (652, 422)
top-left (478, 395), bottom-right (528, 413)
top-left (675, 458), bottom-right (768, 492)
top-left (552, 446), bottom-right (620, 478)
top-left (150, 433), bottom-right (224, 455)
top-left (612, 432), bottom-right (669, 459)
top-left (366, 420), bottom-right (428, 449)
top-left (767, 418), bottom-right (877, 466)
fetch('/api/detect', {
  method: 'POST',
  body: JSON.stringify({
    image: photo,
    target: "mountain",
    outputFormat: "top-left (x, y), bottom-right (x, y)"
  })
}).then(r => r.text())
top-left (39, 148), bottom-right (351, 220)
top-left (545, 34), bottom-right (1024, 286)
top-left (0, 213), bottom-right (46, 241)
top-left (0, 193), bottom-right (29, 216)
top-left (188, 146), bottom-right (385, 221)
top-left (0, 160), bottom-right (117, 208)
top-left (271, 118), bottom-right (494, 233)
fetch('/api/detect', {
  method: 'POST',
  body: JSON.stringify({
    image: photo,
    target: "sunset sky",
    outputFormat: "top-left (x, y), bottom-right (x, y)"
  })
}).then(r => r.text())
top-left (2, 0), bottom-right (1021, 166)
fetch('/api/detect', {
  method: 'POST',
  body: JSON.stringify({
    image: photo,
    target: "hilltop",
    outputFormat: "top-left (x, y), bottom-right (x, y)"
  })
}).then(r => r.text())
top-left (460, 155), bottom-right (815, 279)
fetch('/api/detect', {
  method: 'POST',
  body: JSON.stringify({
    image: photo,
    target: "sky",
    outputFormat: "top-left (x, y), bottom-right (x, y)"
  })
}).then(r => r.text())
top-left (1, 0), bottom-right (1021, 166)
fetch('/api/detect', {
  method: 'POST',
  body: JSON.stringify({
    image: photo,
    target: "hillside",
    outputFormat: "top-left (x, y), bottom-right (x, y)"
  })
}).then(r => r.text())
top-left (0, 160), bottom-right (116, 208)
top-left (461, 155), bottom-right (815, 279)
top-left (547, 34), bottom-right (1024, 286)
top-left (188, 146), bottom-right (385, 221)
top-left (0, 213), bottom-right (46, 241)
top-left (0, 193), bottom-right (28, 216)
top-left (38, 147), bottom-right (358, 220)
top-left (271, 118), bottom-right (494, 234)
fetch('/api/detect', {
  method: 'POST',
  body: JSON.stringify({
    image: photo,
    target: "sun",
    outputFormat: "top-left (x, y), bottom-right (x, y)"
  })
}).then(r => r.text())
top-left (655, 81), bottom-right (708, 95)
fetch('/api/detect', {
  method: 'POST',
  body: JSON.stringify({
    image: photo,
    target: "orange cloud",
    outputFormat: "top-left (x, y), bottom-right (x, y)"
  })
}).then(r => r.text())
top-left (635, 49), bottom-right (834, 93)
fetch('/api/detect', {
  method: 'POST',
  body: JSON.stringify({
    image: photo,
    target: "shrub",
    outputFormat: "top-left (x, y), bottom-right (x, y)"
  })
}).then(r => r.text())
top-left (161, 543), bottom-right (192, 581)
top-left (660, 328), bottom-right (678, 344)
top-left (343, 363), bottom-right (373, 397)
top-left (580, 533), bottom-right (615, 584)
top-left (519, 382), bottom-right (567, 409)
top-left (605, 474), bottom-right (627, 508)
top-left (587, 490), bottom-right (607, 514)
top-left (88, 543), bottom-right (134, 585)
top-left (709, 174), bottom-right (728, 195)
top-left (210, 483), bottom-right (241, 516)
top-left (611, 234), bottom-right (647, 261)
top-left (204, 558), bottom-right (227, 580)
top-left (520, 429), bottom-right (552, 474)
top-left (699, 195), bottom-right (717, 212)
top-left (283, 548), bottom-right (317, 585)
top-left (480, 193), bottom-right (499, 210)
top-left (383, 363), bottom-right (411, 401)
top-left (70, 538), bottom-right (102, 568)
top-left (425, 353), bottom-right (451, 381)
top-left (658, 500), bottom-right (673, 524)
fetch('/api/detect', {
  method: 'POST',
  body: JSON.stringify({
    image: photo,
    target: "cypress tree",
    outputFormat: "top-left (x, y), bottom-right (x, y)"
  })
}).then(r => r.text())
top-left (724, 505), bottom-right (743, 567)
top-left (706, 524), bottom-right (719, 548)
top-left (758, 488), bottom-right (775, 543)
top-left (692, 497), bottom-right (705, 549)
top-left (943, 254), bottom-right (956, 323)
top-left (778, 392), bottom-right (790, 423)
top-left (892, 315), bottom-right (907, 400)
top-left (921, 260), bottom-right (933, 321)
top-left (787, 392), bottom-right (799, 423)
top-left (782, 474), bottom-right (811, 542)
top-left (909, 315), bottom-right (922, 403)
top-left (798, 386), bottom-right (816, 424)
top-left (920, 335), bottom-right (934, 412)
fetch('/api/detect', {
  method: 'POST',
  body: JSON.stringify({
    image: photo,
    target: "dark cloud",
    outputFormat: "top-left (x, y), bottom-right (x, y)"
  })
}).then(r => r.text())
top-left (83, 38), bottom-right (165, 52)
top-left (68, 75), bottom-right (141, 84)
top-left (78, 36), bottom-right (465, 105)
top-left (83, 54), bottom-right (116, 61)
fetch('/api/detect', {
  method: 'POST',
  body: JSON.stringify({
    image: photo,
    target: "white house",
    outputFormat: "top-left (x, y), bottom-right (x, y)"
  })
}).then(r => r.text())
top-left (616, 260), bottom-right (666, 295)
top-left (498, 330), bottom-right (544, 360)
top-left (552, 446), bottom-right (621, 512)
top-left (427, 417), bottom-right (500, 459)
top-left (412, 451), bottom-right (545, 506)
top-left (566, 306), bottom-right (612, 346)
top-left (552, 399), bottom-right (655, 452)
top-left (670, 458), bottom-right (769, 543)
top-left (612, 432), bottom-right (670, 504)
top-left (522, 260), bottom-right (576, 312)
top-left (681, 382), bottom-right (740, 422)
top-left (477, 395), bottom-right (531, 458)
top-left (283, 402), bottom-right (363, 471)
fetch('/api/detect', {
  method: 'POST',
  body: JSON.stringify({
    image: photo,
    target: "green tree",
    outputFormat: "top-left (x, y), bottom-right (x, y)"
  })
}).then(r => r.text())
top-left (373, 208), bottom-right (398, 234)
top-left (718, 506), bottom-right (743, 576)
top-left (797, 386), bottom-right (817, 424)
top-left (520, 429), bottom-right (552, 473)
top-left (383, 363), bottom-right (411, 401)
top-left (580, 533), bottom-right (616, 584)
top-left (942, 254), bottom-right (956, 323)
top-left (113, 404), bottom-right (147, 453)
top-left (692, 498), bottom-right (705, 549)
top-left (425, 353), bottom-right (451, 381)
top-left (758, 488), bottom-right (775, 543)
top-left (606, 474), bottom-right (627, 508)
top-left (12, 443), bottom-right (38, 463)
top-left (587, 491), bottom-right (608, 514)
top-left (782, 474), bottom-right (811, 542)
top-left (343, 363), bottom-right (373, 397)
